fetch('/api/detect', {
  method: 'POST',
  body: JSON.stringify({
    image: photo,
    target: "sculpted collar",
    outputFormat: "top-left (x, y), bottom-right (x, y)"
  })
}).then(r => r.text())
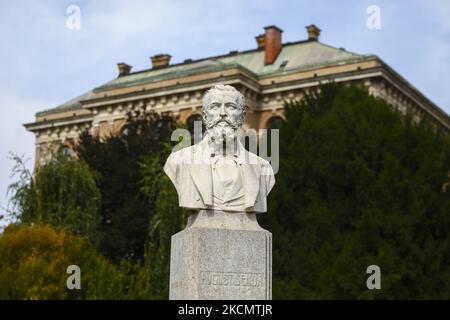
top-left (198, 132), bottom-right (246, 165)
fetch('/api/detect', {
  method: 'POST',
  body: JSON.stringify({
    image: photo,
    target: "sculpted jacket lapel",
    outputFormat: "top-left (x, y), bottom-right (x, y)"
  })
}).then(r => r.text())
top-left (188, 137), bottom-right (262, 210)
top-left (188, 139), bottom-right (213, 206)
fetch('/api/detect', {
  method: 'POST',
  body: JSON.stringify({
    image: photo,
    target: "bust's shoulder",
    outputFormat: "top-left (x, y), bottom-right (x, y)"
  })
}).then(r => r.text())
top-left (243, 149), bottom-right (272, 168)
top-left (166, 142), bottom-right (205, 164)
top-left (170, 145), bottom-right (195, 156)
top-left (242, 151), bottom-right (275, 184)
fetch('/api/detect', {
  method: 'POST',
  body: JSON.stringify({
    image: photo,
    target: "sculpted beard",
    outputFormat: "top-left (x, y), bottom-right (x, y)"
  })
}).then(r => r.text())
top-left (205, 116), bottom-right (238, 145)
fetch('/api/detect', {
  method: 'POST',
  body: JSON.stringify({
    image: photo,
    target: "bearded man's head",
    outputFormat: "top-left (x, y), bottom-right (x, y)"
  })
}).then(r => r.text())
top-left (202, 85), bottom-right (246, 143)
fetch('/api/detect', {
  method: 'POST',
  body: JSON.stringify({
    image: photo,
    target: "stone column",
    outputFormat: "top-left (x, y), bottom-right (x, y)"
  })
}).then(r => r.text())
top-left (169, 210), bottom-right (272, 300)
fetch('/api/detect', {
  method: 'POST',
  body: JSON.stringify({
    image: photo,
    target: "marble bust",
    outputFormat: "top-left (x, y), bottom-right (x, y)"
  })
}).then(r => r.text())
top-left (164, 84), bottom-right (275, 213)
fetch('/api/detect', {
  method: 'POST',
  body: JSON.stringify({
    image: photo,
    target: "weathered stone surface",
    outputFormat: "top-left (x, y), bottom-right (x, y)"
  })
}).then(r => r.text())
top-left (169, 210), bottom-right (272, 300)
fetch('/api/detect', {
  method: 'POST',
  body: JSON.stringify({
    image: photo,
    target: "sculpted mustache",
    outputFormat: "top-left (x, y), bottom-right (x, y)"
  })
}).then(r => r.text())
top-left (211, 117), bottom-right (233, 126)
top-left (212, 118), bottom-right (242, 131)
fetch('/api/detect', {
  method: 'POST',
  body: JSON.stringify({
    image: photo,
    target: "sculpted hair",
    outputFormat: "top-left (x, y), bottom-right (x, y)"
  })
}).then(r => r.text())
top-left (202, 84), bottom-right (246, 128)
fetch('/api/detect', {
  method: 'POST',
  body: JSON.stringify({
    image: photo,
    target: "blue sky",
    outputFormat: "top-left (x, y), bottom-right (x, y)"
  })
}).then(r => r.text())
top-left (1, 0), bottom-right (449, 226)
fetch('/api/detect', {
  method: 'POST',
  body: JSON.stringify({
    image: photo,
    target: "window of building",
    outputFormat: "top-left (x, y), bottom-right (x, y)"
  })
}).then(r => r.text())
top-left (187, 114), bottom-right (204, 143)
top-left (121, 125), bottom-right (130, 136)
top-left (60, 145), bottom-right (74, 157)
top-left (264, 116), bottom-right (285, 157)
top-left (266, 116), bottom-right (285, 129)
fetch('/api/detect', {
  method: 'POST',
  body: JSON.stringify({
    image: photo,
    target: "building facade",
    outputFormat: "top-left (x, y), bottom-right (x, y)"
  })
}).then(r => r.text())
top-left (24, 25), bottom-right (450, 167)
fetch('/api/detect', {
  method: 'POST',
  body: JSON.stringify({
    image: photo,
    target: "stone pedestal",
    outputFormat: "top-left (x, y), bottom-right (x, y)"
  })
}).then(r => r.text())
top-left (169, 210), bottom-right (272, 300)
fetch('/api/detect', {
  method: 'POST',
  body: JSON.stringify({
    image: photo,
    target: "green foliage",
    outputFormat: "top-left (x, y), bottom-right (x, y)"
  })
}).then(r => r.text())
top-left (4, 111), bottom-right (186, 299)
top-left (8, 154), bottom-right (100, 243)
top-left (75, 111), bottom-right (178, 262)
top-left (0, 224), bottom-right (128, 299)
top-left (138, 154), bottom-right (190, 298)
top-left (260, 83), bottom-right (450, 299)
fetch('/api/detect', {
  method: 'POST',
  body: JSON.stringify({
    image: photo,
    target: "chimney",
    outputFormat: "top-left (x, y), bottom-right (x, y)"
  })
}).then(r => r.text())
top-left (255, 34), bottom-right (265, 49)
top-left (264, 25), bottom-right (283, 65)
top-left (306, 24), bottom-right (321, 41)
top-left (151, 54), bottom-right (171, 69)
top-left (117, 62), bottom-right (132, 76)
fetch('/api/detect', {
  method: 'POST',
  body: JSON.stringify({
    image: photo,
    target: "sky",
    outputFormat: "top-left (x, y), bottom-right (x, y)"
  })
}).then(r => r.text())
top-left (1, 0), bottom-right (450, 227)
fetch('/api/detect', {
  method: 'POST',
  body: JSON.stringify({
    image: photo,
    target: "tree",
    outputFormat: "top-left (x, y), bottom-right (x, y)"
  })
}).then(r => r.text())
top-left (0, 224), bottom-right (128, 299)
top-left (137, 153), bottom-right (190, 298)
top-left (8, 154), bottom-right (100, 243)
top-left (260, 83), bottom-right (450, 299)
top-left (75, 111), bottom-right (179, 262)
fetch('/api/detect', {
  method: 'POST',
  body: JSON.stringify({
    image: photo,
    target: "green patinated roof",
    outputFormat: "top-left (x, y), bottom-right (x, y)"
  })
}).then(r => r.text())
top-left (96, 41), bottom-right (366, 91)
top-left (95, 59), bottom-right (240, 91)
top-left (218, 41), bottom-right (365, 75)
top-left (36, 90), bottom-right (95, 117)
top-left (38, 41), bottom-right (368, 116)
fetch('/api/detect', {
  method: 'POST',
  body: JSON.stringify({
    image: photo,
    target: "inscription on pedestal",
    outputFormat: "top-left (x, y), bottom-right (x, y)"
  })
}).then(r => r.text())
top-left (200, 271), bottom-right (263, 287)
